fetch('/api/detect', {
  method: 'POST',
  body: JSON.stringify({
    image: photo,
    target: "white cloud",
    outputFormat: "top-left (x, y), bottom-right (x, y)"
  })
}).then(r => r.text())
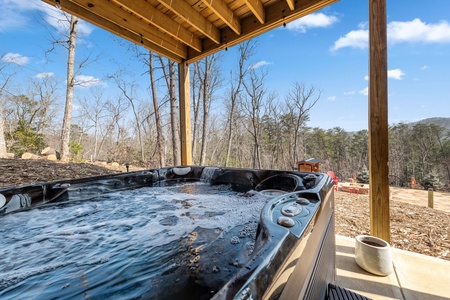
top-left (328, 96), bottom-right (337, 101)
top-left (344, 90), bottom-right (356, 95)
top-left (250, 60), bottom-right (271, 69)
top-left (359, 87), bottom-right (368, 96)
top-left (74, 75), bottom-right (104, 87)
top-left (364, 69), bottom-right (405, 81)
top-left (2, 52), bottom-right (29, 65)
top-left (388, 18), bottom-right (450, 44)
top-left (286, 13), bottom-right (338, 33)
top-left (421, 65), bottom-right (430, 70)
top-left (332, 18), bottom-right (450, 51)
top-left (331, 29), bottom-right (368, 51)
top-left (35, 72), bottom-right (54, 78)
top-left (0, 1), bottom-right (31, 31)
top-left (387, 69), bottom-right (405, 80)
top-left (0, 0), bottom-right (93, 36)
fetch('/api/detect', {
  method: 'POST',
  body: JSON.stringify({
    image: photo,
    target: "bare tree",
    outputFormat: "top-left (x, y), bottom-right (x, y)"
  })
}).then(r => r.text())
top-left (114, 77), bottom-right (145, 162)
top-left (78, 88), bottom-right (109, 160)
top-left (191, 61), bottom-right (201, 164)
top-left (60, 14), bottom-right (78, 161)
top-left (0, 58), bottom-right (15, 157)
top-left (159, 57), bottom-right (181, 165)
top-left (284, 82), bottom-right (320, 165)
top-left (43, 10), bottom-right (99, 161)
top-left (148, 51), bottom-right (166, 167)
top-left (31, 75), bottom-right (60, 135)
top-left (224, 40), bottom-right (255, 167)
top-left (103, 95), bottom-right (130, 162)
top-left (242, 66), bottom-right (268, 169)
top-left (194, 54), bottom-right (222, 165)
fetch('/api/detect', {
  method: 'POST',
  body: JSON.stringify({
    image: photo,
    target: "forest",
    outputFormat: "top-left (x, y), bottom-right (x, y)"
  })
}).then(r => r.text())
top-left (1, 13), bottom-right (449, 191)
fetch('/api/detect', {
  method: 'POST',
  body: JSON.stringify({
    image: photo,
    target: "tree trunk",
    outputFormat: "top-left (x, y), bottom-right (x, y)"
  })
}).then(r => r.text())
top-left (200, 57), bottom-right (211, 165)
top-left (60, 15), bottom-right (78, 162)
top-left (169, 61), bottom-right (181, 165)
top-left (149, 52), bottom-right (165, 167)
top-left (93, 114), bottom-right (99, 160)
top-left (191, 63), bottom-right (201, 164)
top-left (116, 80), bottom-right (145, 162)
top-left (0, 103), bottom-right (6, 157)
top-left (225, 41), bottom-right (254, 166)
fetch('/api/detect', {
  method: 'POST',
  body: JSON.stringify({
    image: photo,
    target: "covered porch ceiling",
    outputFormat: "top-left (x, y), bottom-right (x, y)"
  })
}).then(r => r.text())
top-left (42, 0), bottom-right (338, 63)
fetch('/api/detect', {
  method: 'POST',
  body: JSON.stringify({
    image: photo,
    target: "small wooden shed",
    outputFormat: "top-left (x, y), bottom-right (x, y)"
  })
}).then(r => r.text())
top-left (297, 158), bottom-right (320, 172)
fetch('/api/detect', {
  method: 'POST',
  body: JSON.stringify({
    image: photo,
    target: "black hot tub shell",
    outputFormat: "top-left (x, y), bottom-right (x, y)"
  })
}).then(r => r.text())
top-left (0, 166), bottom-right (335, 299)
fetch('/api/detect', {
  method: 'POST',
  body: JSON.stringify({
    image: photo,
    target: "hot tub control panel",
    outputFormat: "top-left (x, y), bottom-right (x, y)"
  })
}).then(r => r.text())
top-left (269, 193), bottom-right (320, 238)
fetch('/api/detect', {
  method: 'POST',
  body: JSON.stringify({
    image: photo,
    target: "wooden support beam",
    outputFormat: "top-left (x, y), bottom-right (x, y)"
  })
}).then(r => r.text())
top-left (200, 0), bottom-right (242, 35)
top-left (112, 0), bottom-right (202, 52)
top-left (187, 0), bottom-right (337, 63)
top-left (178, 62), bottom-right (192, 166)
top-left (368, 0), bottom-right (390, 243)
top-left (156, 0), bottom-right (221, 44)
top-left (243, 0), bottom-right (265, 24)
top-left (285, 0), bottom-right (295, 10)
top-left (41, 0), bottom-right (186, 62)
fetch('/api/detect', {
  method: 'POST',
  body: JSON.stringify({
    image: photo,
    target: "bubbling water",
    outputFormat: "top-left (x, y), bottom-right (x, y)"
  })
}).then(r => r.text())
top-left (0, 182), bottom-right (271, 299)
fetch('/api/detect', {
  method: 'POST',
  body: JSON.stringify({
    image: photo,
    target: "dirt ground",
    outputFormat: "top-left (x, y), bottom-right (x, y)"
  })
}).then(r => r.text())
top-left (1, 158), bottom-right (449, 262)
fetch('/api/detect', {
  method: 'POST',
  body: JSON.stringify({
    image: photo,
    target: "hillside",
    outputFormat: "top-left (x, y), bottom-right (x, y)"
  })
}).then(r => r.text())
top-left (412, 117), bottom-right (450, 134)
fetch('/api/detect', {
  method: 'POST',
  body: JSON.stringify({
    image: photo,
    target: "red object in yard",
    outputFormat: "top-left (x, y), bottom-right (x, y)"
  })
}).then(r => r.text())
top-left (327, 171), bottom-right (339, 191)
top-left (349, 187), bottom-right (359, 195)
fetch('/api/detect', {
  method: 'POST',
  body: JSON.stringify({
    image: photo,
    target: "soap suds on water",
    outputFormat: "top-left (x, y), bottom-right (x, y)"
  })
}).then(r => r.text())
top-left (0, 182), bottom-right (272, 299)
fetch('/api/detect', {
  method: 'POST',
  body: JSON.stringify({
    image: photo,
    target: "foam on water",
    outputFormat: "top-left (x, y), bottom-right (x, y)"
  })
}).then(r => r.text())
top-left (0, 182), bottom-right (271, 299)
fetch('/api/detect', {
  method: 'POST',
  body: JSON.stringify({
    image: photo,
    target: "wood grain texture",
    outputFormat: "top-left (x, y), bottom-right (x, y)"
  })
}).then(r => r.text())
top-left (41, 0), bottom-right (338, 63)
top-left (368, 0), bottom-right (390, 243)
top-left (178, 62), bottom-right (192, 165)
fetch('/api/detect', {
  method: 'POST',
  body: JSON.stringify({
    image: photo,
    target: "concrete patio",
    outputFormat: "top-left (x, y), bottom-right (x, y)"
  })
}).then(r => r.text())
top-left (335, 235), bottom-right (450, 300)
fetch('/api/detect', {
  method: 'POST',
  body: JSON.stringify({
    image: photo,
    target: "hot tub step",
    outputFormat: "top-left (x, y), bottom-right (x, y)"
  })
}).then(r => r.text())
top-left (328, 284), bottom-right (372, 300)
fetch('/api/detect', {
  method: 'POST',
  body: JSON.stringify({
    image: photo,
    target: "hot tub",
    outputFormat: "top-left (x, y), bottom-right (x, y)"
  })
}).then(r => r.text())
top-left (0, 166), bottom-right (335, 299)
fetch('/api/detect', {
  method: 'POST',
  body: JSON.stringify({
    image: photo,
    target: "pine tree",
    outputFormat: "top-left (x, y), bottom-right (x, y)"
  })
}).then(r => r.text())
top-left (420, 172), bottom-right (443, 191)
top-left (357, 166), bottom-right (370, 183)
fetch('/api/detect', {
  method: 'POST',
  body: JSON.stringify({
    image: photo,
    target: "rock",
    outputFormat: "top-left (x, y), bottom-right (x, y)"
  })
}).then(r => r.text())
top-left (111, 162), bottom-right (119, 167)
top-left (5, 153), bottom-right (15, 158)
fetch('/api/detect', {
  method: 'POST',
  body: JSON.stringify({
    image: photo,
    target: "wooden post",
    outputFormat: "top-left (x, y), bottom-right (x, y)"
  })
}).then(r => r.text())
top-left (428, 188), bottom-right (434, 208)
top-left (369, 0), bottom-right (390, 243)
top-left (178, 62), bottom-right (192, 166)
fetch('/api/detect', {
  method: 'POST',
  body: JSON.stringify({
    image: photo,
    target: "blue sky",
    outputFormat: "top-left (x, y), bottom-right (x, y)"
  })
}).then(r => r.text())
top-left (1, 0), bottom-right (449, 132)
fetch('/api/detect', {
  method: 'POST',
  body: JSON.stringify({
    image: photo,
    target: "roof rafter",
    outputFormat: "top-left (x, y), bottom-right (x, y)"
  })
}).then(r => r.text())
top-left (243, 0), bottom-right (265, 24)
top-left (286, 0), bottom-right (295, 10)
top-left (41, 0), bottom-right (339, 64)
top-left (187, 0), bottom-right (337, 63)
top-left (155, 0), bottom-right (221, 44)
top-left (199, 0), bottom-right (241, 35)
top-left (112, 0), bottom-right (202, 52)
top-left (41, 0), bottom-right (186, 62)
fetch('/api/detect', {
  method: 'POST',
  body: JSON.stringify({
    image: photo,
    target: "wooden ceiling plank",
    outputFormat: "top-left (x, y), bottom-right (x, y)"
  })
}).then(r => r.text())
top-left (200, 0), bottom-right (242, 35)
top-left (41, 0), bottom-right (185, 62)
top-left (112, 0), bottom-right (202, 52)
top-left (63, 0), bottom-right (187, 58)
top-left (285, 0), bottom-right (295, 10)
top-left (187, 0), bottom-right (338, 63)
top-left (243, 0), bottom-right (265, 23)
top-left (155, 0), bottom-right (221, 44)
